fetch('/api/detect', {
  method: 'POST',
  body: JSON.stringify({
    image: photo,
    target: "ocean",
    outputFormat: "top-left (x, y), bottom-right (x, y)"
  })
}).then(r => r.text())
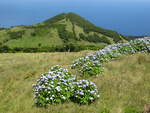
top-left (0, 0), bottom-right (150, 36)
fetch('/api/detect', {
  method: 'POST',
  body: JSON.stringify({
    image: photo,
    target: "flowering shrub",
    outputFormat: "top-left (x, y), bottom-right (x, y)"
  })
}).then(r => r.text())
top-left (79, 60), bottom-right (104, 76)
top-left (32, 65), bottom-right (76, 106)
top-left (71, 37), bottom-right (150, 76)
top-left (71, 80), bottom-right (100, 104)
top-left (33, 65), bottom-right (99, 106)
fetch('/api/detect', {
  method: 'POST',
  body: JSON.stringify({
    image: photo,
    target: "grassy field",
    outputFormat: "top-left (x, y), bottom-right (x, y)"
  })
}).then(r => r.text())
top-left (0, 51), bottom-right (150, 113)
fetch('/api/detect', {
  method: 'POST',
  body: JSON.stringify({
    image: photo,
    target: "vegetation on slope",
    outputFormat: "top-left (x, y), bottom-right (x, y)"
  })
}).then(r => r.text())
top-left (0, 27), bottom-right (5, 31)
top-left (0, 51), bottom-right (149, 113)
top-left (66, 13), bottom-right (124, 42)
top-left (0, 13), bottom-right (130, 52)
top-left (72, 37), bottom-right (150, 76)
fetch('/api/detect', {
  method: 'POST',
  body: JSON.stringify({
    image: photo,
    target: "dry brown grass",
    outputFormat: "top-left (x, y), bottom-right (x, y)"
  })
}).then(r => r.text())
top-left (0, 52), bottom-right (149, 113)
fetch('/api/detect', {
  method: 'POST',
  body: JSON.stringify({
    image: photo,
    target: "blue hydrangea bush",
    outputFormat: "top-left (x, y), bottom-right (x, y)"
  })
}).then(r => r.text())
top-left (71, 37), bottom-right (150, 76)
top-left (32, 65), bottom-right (76, 106)
top-left (71, 80), bottom-right (100, 104)
top-left (79, 60), bottom-right (104, 76)
top-left (33, 65), bottom-right (99, 106)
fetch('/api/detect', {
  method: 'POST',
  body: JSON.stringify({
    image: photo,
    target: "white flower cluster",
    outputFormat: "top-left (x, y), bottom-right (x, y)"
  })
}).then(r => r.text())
top-left (33, 65), bottom-right (99, 106)
top-left (72, 80), bottom-right (99, 104)
top-left (71, 37), bottom-right (150, 76)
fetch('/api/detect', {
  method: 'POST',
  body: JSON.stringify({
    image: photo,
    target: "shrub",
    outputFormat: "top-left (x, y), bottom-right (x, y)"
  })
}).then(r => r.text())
top-left (79, 60), bottom-right (104, 76)
top-left (31, 32), bottom-right (36, 37)
top-left (0, 45), bottom-right (11, 53)
top-left (32, 66), bottom-right (100, 106)
top-left (71, 80), bottom-right (99, 104)
top-left (32, 65), bottom-right (76, 106)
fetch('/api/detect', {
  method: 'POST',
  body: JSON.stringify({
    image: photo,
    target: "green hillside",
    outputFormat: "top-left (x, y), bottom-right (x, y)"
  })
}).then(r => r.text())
top-left (0, 52), bottom-right (149, 113)
top-left (0, 13), bottom-right (129, 52)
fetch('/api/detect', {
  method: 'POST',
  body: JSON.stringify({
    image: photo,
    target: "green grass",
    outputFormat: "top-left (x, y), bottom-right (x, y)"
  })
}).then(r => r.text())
top-left (5, 36), bottom-right (64, 48)
top-left (0, 51), bottom-right (149, 113)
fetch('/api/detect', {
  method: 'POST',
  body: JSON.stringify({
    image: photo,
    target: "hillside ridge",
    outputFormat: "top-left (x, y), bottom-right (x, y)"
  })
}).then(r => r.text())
top-left (0, 12), bottom-right (130, 52)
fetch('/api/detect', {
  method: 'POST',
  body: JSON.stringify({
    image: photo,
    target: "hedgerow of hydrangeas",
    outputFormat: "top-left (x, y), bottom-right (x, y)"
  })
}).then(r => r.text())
top-left (33, 65), bottom-right (99, 106)
top-left (71, 80), bottom-right (100, 104)
top-left (32, 65), bottom-right (76, 106)
top-left (71, 37), bottom-right (150, 76)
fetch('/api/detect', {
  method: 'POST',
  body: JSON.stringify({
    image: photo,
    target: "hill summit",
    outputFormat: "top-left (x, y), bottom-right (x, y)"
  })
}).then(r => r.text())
top-left (0, 12), bottom-right (129, 52)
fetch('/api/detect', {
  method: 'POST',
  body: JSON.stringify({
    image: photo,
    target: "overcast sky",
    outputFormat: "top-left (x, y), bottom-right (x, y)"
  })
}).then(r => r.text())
top-left (0, 0), bottom-right (150, 36)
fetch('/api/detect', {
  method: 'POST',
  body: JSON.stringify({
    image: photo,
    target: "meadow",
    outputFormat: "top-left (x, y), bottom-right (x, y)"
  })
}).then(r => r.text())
top-left (0, 51), bottom-right (150, 113)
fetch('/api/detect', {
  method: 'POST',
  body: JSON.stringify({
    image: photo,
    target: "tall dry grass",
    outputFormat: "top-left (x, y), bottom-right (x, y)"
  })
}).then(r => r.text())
top-left (0, 52), bottom-right (149, 113)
